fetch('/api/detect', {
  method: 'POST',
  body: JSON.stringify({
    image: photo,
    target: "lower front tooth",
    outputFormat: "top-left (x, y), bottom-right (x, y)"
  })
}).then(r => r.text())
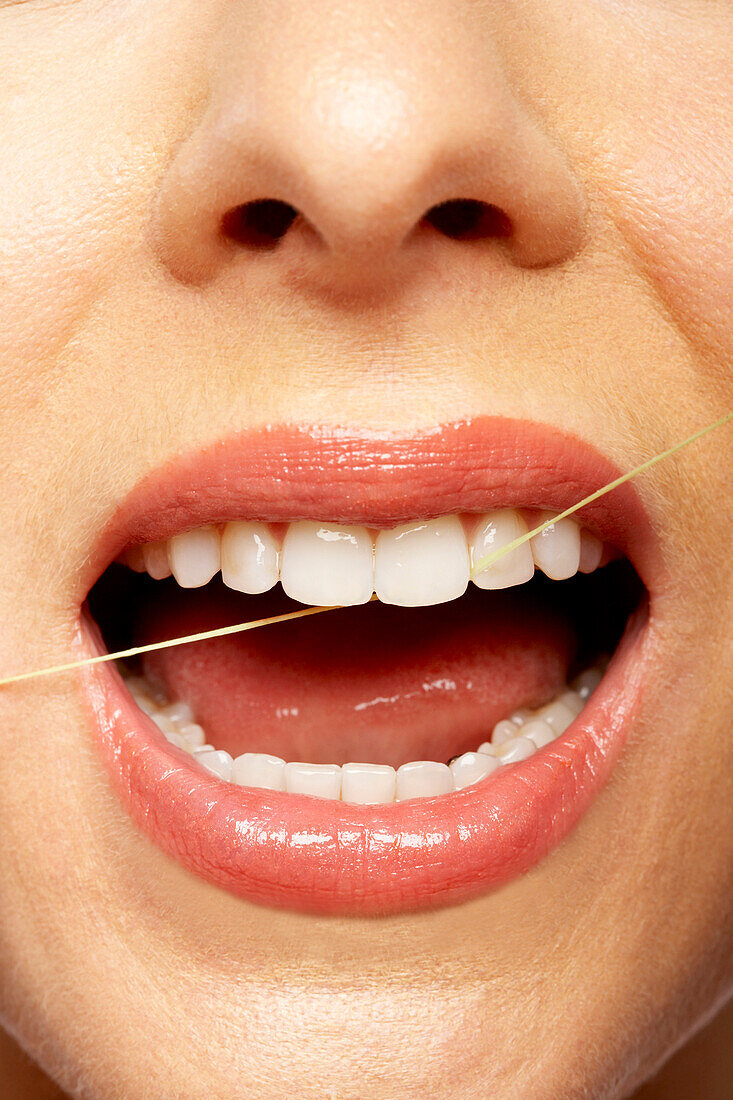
top-left (285, 762), bottom-right (342, 799)
top-left (178, 722), bottom-right (206, 748)
top-left (491, 719), bottom-right (519, 745)
top-left (571, 667), bottom-right (603, 699)
top-left (233, 752), bottom-right (286, 791)
top-left (497, 737), bottom-right (537, 764)
top-left (536, 698), bottom-right (577, 734)
top-left (520, 718), bottom-right (556, 748)
top-left (395, 761), bottom-right (453, 801)
top-left (341, 762), bottom-right (396, 804)
top-left (450, 751), bottom-right (500, 790)
top-left (194, 748), bottom-right (233, 781)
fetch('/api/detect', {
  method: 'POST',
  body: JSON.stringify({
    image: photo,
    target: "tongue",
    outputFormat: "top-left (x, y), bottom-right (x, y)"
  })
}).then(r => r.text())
top-left (139, 581), bottom-right (575, 768)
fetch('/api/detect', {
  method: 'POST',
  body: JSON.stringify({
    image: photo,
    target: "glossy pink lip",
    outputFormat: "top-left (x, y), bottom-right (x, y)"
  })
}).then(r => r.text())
top-left (77, 418), bottom-right (661, 916)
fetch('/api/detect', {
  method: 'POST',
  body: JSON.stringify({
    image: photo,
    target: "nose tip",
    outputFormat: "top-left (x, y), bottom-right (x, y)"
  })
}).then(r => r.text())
top-left (150, 24), bottom-right (587, 292)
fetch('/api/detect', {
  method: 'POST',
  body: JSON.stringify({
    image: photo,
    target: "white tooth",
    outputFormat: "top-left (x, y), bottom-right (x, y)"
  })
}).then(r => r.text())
top-left (477, 741), bottom-right (502, 756)
top-left (497, 736), bottom-right (536, 764)
top-left (221, 521), bottom-right (280, 594)
top-left (578, 529), bottom-right (603, 574)
top-left (194, 748), bottom-right (233, 781)
top-left (164, 730), bottom-right (193, 752)
top-left (530, 512), bottom-right (581, 581)
top-left (509, 707), bottom-right (533, 726)
top-left (395, 761), bottom-right (453, 801)
top-left (132, 693), bottom-right (158, 716)
top-left (168, 526), bottom-right (221, 588)
top-left (470, 509), bottom-right (535, 589)
top-left (159, 701), bottom-right (195, 726)
top-left (178, 722), bottom-right (206, 748)
top-left (233, 752), bottom-right (286, 791)
top-left (280, 521), bottom-right (373, 606)
top-left (491, 719), bottom-right (520, 746)
top-left (194, 743), bottom-right (216, 753)
top-left (375, 517), bottom-right (469, 606)
top-left (536, 698), bottom-right (576, 735)
top-left (341, 762), bottom-right (396, 804)
top-left (558, 690), bottom-right (584, 717)
top-left (520, 718), bottom-right (556, 749)
top-left (285, 762), bottom-right (342, 800)
top-left (571, 667), bottom-right (603, 699)
top-left (450, 751), bottom-right (500, 790)
top-left (150, 713), bottom-right (177, 734)
top-left (142, 541), bottom-right (171, 580)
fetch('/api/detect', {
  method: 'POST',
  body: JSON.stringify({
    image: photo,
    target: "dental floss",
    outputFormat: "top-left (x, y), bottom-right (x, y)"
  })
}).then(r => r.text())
top-left (0, 411), bottom-right (729, 689)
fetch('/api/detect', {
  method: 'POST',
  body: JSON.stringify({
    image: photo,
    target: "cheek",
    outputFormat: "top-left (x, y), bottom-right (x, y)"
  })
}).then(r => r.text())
top-left (0, 4), bottom-right (211, 402)
top-left (584, 10), bottom-right (733, 381)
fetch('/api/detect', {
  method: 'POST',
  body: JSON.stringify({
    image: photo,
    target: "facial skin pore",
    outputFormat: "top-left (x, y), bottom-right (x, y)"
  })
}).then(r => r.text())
top-left (0, 1), bottom-right (731, 1097)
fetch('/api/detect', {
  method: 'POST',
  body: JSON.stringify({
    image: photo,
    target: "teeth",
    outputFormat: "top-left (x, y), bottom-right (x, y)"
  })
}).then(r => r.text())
top-left (529, 512), bottom-right (581, 581)
top-left (535, 698), bottom-right (576, 735)
top-left (341, 762), bottom-right (397, 804)
top-left (221, 521), bottom-right (280, 594)
top-left (124, 659), bottom-right (604, 801)
top-left (233, 752), bottom-right (286, 791)
top-left (491, 719), bottom-right (520, 745)
top-left (281, 521), bottom-right (373, 606)
top-left (578, 529), bottom-right (603, 574)
top-left (193, 747), bottom-right (233, 781)
top-left (470, 510), bottom-right (535, 589)
top-left (571, 667), bottom-right (603, 699)
top-left (449, 751), bottom-right (500, 790)
top-left (285, 762), bottom-right (342, 799)
top-left (519, 717), bottom-right (556, 749)
top-left (375, 516), bottom-right (469, 606)
top-left (168, 526), bottom-right (221, 588)
top-left (395, 761), bottom-right (453, 801)
top-left (178, 722), bottom-right (206, 748)
top-left (132, 509), bottom-right (609, 605)
top-left (496, 736), bottom-right (537, 764)
top-left (142, 541), bottom-right (171, 580)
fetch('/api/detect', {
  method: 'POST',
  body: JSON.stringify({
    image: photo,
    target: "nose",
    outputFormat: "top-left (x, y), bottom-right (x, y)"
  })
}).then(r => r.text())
top-left (150, 2), bottom-right (587, 293)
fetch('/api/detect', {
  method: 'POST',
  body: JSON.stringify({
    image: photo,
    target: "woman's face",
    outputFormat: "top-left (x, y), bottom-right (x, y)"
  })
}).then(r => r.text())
top-left (1, 1), bottom-right (731, 1096)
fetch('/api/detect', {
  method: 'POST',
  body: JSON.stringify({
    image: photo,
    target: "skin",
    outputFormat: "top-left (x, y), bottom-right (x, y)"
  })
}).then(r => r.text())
top-left (0, 0), bottom-right (730, 1096)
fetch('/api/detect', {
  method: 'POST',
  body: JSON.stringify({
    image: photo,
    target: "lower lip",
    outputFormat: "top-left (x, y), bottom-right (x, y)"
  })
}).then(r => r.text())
top-left (79, 602), bottom-right (651, 917)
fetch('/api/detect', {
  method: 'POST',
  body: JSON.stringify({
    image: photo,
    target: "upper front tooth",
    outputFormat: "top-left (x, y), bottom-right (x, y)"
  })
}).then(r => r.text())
top-left (221, 521), bottom-right (280, 594)
top-left (470, 509), bottom-right (535, 589)
top-left (529, 512), bottom-right (581, 580)
top-left (168, 526), bottom-right (221, 588)
top-left (375, 516), bottom-right (469, 606)
top-left (578, 529), bottom-right (603, 574)
top-left (143, 541), bottom-right (171, 580)
top-left (280, 521), bottom-right (373, 606)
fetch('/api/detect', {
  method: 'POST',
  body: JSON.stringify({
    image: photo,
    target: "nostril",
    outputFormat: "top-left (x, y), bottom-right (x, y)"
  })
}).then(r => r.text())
top-left (221, 199), bottom-right (299, 250)
top-left (423, 199), bottom-right (512, 242)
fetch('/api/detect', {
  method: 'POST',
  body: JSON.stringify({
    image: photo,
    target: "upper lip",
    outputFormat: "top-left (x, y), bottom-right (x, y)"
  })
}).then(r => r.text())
top-left (82, 416), bottom-right (662, 602)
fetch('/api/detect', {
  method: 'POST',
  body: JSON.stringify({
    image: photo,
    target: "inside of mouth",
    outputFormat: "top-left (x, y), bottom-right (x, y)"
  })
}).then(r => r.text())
top-left (86, 533), bottom-right (644, 776)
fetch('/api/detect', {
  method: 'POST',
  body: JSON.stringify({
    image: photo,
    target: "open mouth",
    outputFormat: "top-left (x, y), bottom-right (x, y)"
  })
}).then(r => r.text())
top-left (76, 419), bottom-right (658, 916)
